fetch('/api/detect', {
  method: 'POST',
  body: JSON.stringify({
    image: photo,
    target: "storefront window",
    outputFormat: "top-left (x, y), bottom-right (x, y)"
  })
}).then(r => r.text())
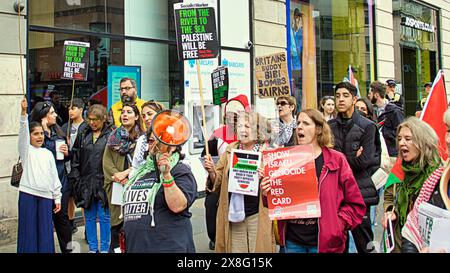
top-left (29, 0), bottom-right (178, 41)
top-left (393, 0), bottom-right (439, 116)
top-left (28, 31), bottom-right (181, 119)
top-left (287, 0), bottom-right (374, 110)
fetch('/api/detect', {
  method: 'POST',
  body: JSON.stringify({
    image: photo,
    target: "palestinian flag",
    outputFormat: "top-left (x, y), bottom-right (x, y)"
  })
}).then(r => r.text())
top-left (385, 70), bottom-right (448, 189)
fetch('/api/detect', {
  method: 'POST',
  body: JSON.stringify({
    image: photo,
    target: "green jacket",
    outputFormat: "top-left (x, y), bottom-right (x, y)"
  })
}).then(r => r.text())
top-left (102, 146), bottom-right (127, 227)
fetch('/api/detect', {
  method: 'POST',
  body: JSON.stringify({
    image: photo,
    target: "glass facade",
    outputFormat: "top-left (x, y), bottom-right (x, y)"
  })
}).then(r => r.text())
top-left (287, 0), bottom-right (375, 109)
top-left (27, 0), bottom-right (251, 156)
top-left (393, 0), bottom-right (439, 116)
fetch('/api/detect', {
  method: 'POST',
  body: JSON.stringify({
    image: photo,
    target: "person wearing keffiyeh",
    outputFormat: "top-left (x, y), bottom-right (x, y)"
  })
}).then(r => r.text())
top-left (272, 96), bottom-right (297, 147)
top-left (382, 117), bottom-right (441, 253)
top-left (121, 130), bottom-right (198, 253)
top-left (103, 103), bottom-right (144, 253)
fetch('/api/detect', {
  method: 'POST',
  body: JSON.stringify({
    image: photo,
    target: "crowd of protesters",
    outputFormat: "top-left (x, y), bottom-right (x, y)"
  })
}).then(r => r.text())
top-left (15, 75), bottom-right (450, 254)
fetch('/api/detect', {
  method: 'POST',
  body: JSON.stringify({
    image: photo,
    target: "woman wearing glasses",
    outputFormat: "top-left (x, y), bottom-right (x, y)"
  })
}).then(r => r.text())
top-left (319, 96), bottom-right (336, 121)
top-left (69, 104), bottom-right (113, 253)
top-left (131, 100), bottom-right (166, 176)
top-left (103, 102), bottom-right (144, 252)
top-left (272, 96), bottom-right (297, 147)
top-left (30, 100), bottom-right (72, 253)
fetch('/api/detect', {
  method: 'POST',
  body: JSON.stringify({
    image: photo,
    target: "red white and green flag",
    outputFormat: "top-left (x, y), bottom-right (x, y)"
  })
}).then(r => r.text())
top-left (385, 70), bottom-right (448, 189)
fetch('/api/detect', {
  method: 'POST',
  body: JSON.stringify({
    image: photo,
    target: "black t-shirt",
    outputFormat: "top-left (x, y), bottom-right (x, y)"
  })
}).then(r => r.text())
top-left (286, 153), bottom-right (324, 247)
top-left (123, 162), bottom-right (198, 253)
top-left (227, 192), bottom-right (260, 217)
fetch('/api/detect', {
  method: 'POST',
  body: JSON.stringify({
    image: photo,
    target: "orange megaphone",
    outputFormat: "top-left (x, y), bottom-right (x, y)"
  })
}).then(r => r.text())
top-left (150, 110), bottom-right (192, 151)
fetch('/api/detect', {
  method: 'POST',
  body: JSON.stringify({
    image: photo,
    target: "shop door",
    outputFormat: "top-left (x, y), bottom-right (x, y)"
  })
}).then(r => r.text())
top-left (401, 46), bottom-right (417, 117)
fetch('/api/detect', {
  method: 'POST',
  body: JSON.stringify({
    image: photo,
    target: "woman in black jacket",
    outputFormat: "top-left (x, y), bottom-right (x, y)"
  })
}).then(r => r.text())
top-left (70, 104), bottom-right (112, 253)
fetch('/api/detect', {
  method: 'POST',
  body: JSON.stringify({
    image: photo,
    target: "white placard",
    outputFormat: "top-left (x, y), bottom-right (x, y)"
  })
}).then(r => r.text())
top-left (111, 182), bottom-right (124, 206)
top-left (228, 149), bottom-right (261, 196)
top-left (418, 202), bottom-right (450, 252)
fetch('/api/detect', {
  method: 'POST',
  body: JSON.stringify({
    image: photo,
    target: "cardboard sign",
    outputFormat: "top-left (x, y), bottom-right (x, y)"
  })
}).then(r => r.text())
top-left (262, 145), bottom-right (320, 220)
top-left (256, 52), bottom-right (291, 98)
top-left (174, 2), bottom-right (219, 60)
top-left (61, 40), bottom-right (90, 81)
top-left (211, 66), bottom-right (229, 105)
top-left (228, 149), bottom-right (261, 197)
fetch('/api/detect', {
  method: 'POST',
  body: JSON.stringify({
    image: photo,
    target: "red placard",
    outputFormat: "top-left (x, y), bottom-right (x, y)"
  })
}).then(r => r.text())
top-left (262, 144), bottom-right (321, 220)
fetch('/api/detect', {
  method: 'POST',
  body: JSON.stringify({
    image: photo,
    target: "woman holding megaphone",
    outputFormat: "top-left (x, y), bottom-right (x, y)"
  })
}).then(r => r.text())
top-left (121, 110), bottom-right (198, 253)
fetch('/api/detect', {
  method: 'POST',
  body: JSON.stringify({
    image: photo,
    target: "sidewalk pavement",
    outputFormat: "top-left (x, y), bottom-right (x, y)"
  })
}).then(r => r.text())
top-left (0, 196), bottom-right (384, 253)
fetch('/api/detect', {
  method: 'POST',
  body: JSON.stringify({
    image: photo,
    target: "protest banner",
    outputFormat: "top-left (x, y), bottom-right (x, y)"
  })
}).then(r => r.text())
top-left (174, 2), bottom-right (219, 61)
top-left (62, 40), bottom-right (90, 81)
top-left (256, 52), bottom-right (291, 98)
top-left (262, 144), bottom-right (320, 220)
top-left (418, 202), bottom-right (450, 252)
top-left (174, 2), bottom-right (220, 155)
top-left (61, 40), bottom-right (90, 136)
top-left (228, 149), bottom-right (262, 197)
top-left (211, 65), bottom-right (229, 105)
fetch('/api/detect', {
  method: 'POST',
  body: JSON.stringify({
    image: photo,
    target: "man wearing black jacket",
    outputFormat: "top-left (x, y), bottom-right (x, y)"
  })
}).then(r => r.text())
top-left (329, 82), bottom-right (380, 253)
top-left (371, 81), bottom-right (404, 158)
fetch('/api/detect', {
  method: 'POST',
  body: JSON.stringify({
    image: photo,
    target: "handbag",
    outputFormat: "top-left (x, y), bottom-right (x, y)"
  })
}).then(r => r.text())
top-left (10, 158), bottom-right (23, 188)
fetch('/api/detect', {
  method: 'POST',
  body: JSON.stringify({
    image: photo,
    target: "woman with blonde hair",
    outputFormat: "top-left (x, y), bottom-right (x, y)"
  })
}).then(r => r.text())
top-left (204, 111), bottom-right (275, 253)
top-left (260, 109), bottom-right (366, 253)
top-left (382, 117), bottom-right (442, 253)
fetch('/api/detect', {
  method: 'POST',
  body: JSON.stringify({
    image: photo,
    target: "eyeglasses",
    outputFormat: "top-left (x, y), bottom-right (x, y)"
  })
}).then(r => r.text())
top-left (120, 86), bottom-right (135, 91)
top-left (87, 117), bottom-right (100, 122)
top-left (277, 101), bottom-right (289, 106)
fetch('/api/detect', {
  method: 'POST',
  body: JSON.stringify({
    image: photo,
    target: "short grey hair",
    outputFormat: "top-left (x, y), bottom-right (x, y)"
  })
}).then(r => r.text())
top-left (120, 77), bottom-right (137, 88)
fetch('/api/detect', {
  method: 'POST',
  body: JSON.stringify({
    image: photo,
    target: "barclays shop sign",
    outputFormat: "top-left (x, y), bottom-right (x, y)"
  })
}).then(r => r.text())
top-left (401, 16), bottom-right (435, 33)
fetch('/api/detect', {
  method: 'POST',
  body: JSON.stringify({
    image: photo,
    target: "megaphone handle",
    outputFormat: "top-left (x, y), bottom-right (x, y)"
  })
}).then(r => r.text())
top-left (196, 60), bottom-right (210, 156)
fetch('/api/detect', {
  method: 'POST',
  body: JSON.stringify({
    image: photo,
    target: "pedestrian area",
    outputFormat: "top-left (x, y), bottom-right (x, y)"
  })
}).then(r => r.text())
top-left (0, 197), bottom-right (384, 253)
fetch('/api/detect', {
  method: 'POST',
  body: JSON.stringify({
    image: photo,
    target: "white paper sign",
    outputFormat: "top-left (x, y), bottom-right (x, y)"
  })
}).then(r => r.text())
top-left (418, 202), bottom-right (450, 252)
top-left (111, 182), bottom-right (124, 206)
top-left (228, 149), bottom-right (261, 196)
top-left (55, 140), bottom-right (65, 160)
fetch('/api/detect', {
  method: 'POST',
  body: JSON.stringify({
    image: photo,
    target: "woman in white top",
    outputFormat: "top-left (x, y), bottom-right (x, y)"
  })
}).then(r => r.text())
top-left (17, 98), bottom-right (62, 253)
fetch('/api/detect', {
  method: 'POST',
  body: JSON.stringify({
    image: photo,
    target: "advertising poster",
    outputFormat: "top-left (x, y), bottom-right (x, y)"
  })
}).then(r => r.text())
top-left (107, 65), bottom-right (141, 110)
top-left (211, 65), bottom-right (229, 105)
top-left (174, 2), bottom-right (219, 60)
top-left (228, 149), bottom-right (262, 197)
top-left (262, 144), bottom-right (320, 220)
top-left (256, 52), bottom-right (291, 98)
top-left (288, 0), bottom-right (317, 110)
top-left (61, 40), bottom-right (90, 81)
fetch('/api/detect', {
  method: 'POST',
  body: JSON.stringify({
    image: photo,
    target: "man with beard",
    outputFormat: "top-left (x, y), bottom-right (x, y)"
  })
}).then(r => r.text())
top-left (371, 81), bottom-right (404, 160)
top-left (108, 77), bottom-right (146, 128)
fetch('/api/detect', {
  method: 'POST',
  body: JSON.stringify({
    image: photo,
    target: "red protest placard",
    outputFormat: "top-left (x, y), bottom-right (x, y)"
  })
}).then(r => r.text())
top-left (262, 144), bottom-right (321, 220)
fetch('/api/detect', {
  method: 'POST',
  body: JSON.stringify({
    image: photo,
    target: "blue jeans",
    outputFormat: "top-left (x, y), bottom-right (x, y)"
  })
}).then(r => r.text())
top-left (285, 239), bottom-right (318, 253)
top-left (84, 200), bottom-right (111, 252)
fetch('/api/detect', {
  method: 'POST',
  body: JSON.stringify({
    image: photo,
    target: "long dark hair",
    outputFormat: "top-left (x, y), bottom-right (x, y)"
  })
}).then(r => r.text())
top-left (356, 97), bottom-right (375, 122)
top-left (30, 101), bottom-right (65, 138)
top-left (121, 102), bottom-right (144, 142)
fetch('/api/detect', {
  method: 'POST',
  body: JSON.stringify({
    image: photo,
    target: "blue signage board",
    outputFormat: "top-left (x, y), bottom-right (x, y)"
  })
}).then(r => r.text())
top-left (107, 65), bottom-right (141, 110)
